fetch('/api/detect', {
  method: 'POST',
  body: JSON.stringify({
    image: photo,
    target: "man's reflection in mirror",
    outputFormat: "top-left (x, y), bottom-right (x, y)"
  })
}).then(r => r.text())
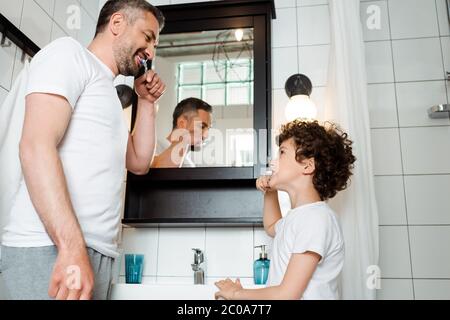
top-left (151, 98), bottom-right (213, 168)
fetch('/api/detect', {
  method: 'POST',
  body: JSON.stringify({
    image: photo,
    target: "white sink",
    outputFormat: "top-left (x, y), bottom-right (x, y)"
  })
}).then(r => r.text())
top-left (110, 283), bottom-right (264, 300)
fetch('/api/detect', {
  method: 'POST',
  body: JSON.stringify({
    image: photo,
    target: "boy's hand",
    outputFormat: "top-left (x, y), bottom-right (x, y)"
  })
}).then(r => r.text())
top-left (214, 278), bottom-right (243, 300)
top-left (256, 175), bottom-right (274, 193)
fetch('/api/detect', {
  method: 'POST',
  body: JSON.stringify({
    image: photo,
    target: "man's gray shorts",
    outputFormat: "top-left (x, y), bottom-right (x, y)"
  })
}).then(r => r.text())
top-left (0, 246), bottom-right (113, 300)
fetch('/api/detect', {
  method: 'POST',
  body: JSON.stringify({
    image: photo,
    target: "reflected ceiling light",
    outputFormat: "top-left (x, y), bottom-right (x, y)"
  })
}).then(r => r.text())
top-left (235, 29), bottom-right (244, 42)
top-left (284, 74), bottom-right (317, 121)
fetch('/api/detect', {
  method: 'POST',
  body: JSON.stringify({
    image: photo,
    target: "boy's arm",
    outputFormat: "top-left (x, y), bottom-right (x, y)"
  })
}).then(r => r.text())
top-left (216, 251), bottom-right (321, 300)
top-left (257, 176), bottom-right (282, 237)
top-left (263, 191), bottom-right (282, 237)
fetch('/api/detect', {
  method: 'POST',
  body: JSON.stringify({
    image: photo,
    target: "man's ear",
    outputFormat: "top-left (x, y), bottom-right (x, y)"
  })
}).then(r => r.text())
top-left (177, 116), bottom-right (187, 129)
top-left (303, 158), bottom-right (316, 175)
top-left (109, 12), bottom-right (127, 36)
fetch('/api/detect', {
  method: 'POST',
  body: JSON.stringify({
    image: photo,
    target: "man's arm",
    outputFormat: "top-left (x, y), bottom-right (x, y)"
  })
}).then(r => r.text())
top-left (126, 70), bottom-right (166, 175)
top-left (126, 98), bottom-right (157, 175)
top-left (20, 93), bottom-right (94, 300)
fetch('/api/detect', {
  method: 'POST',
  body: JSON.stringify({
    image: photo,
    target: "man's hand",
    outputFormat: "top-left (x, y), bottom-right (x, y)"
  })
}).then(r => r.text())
top-left (134, 70), bottom-right (166, 103)
top-left (48, 246), bottom-right (94, 300)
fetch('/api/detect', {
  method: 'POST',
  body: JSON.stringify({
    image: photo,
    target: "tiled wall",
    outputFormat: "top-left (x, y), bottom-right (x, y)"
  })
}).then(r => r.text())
top-left (1, 0), bottom-right (449, 299)
top-left (361, 0), bottom-right (450, 300)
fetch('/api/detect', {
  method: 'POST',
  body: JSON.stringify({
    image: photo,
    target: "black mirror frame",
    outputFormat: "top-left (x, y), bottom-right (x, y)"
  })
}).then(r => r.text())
top-left (123, 0), bottom-right (276, 227)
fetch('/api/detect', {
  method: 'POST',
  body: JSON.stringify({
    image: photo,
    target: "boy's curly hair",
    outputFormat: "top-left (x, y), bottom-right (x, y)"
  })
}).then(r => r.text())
top-left (277, 120), bottom-right (356, 200)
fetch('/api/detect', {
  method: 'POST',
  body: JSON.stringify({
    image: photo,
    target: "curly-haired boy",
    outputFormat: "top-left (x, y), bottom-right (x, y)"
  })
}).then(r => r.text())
top-left (215, 120), bottom-right (356, 300)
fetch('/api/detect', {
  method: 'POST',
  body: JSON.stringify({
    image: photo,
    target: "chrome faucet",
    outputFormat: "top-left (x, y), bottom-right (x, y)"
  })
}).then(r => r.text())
top-left (191, 248), bottom-right (205, 285)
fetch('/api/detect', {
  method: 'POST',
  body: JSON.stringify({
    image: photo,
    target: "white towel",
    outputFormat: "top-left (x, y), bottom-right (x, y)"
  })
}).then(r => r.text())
top-left (0, 61), bottom-right (30, 249)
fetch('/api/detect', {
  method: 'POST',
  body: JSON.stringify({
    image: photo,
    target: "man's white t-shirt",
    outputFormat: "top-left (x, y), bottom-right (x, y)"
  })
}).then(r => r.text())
top-left (155, 138), bottom-right (195, 168)
top-left (2, 37), bottom-right (128, 258)
top-left (267, 201), bottom-right (345, 300)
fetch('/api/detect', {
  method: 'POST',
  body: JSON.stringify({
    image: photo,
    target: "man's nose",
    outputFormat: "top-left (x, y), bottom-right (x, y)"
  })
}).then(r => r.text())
top-left (144, 47), bottom-right (155, 60)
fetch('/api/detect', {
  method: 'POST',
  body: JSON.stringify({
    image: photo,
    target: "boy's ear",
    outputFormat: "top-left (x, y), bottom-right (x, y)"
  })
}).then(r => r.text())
top-left (303, 158), bottom-right (316, 175)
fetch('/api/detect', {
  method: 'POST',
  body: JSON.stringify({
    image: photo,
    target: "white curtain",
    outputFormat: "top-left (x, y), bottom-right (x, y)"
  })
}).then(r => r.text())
top-left (323, 0), bottom-right (379, 299)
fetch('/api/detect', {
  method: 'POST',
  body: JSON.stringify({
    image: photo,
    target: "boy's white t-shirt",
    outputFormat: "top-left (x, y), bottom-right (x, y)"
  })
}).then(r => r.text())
top-left (2, 37), bottom-right (128, 258)
top-left (267, 201), bottom-right (345, 300)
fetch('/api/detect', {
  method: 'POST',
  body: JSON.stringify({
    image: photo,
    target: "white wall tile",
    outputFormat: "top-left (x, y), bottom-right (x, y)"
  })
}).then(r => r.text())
top-left (272, 8), bottom-right (298, 48)
top-left (156, 276), bottom-right (193, 284)
top-left (0, 0), bottom-right (24, 27)
top-left (400, 126), bottom-right (450, 174)
top-left (410, 226), bottom-right (450, 278)
top-left (374, 176), bottom-right (407, 225)
top-left (272, 47), bottom-right (299, 89)
top-left (367, 83), bottom-right (398, 128)
top-left (436, 0), bottom-right (450, 36)
top-left (360, 0), bottom-right (391, 41)
top-left (379, 226), bottom-right (412, 278)
top-left (298, 44), bottom-right (329, 87)
top-left (50, 21), bottom-right (68, 41)
top-left (392, 38), bottom-right (444, 82)
top-left (157, 228), bottom-right (205, 277)
top-left (254, 227), bottom-right (273, 260)
top-left (297, 0), bottom-right (328, 6)
top-left (205, 227), bottom-right (254, 277)
top-left (441, 37), bottom-right (450, 76)
top-left (0, 86), bottom-right (8, 106)
top-left (275, 0), bottom-right (296, 8)
top-left (77, 6), bottom-right (96, 47)
top-left (34, 0), bottom-right (55, 17)
top-left (376, 279), bottom-right (414, 300)
top-left (80, 0), bottom-right (99, 19)
top-left (414, 280), bottom-right (450, 300)
top-left (388, 0), bottom-right (439, 39)
top-left (20, 0), bottom-right (53, 48)
top-left (120, 228), bottom-right (159, 276)
top-left (365, 41), bottom-right (394, 83)
top-left (297, 5), bottom-right (330, 46)
top-left (0, 45), bottom-right (16, 91)
top-left (53, 0), bottom-right (79, 38)
top-left (11, 48), bottom-right (31, 87)
top-left (396, 81), bottom-right (450, 127)
top-left (404, 175), bottom-right (450, 225)
top-left (272, 88), bottom-right (290, 131)
top-left (371, 128), bottom-right (403, 175)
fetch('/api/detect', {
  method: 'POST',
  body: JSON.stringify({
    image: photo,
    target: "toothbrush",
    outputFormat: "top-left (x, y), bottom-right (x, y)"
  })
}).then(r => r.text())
top-left (140, 57), bottom-right (148, 73)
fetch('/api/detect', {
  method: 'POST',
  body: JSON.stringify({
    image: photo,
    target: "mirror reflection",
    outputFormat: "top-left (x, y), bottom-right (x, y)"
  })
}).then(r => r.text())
top-left (152, 27), bottom-right (254, 168)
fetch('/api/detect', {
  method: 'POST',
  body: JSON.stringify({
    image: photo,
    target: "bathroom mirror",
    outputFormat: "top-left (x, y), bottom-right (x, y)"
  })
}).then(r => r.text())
top-left (124, 0), bottom-right (276, 226)
top-left (153, 27), bottom-right (255, 168)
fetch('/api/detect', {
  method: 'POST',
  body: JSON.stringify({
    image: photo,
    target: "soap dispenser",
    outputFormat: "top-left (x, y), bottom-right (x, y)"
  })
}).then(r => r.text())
top-left (254, 245), bottom-right (270, 285)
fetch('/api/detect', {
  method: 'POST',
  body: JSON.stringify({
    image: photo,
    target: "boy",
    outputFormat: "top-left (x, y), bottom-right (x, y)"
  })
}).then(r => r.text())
top-left (215, 120), bottom-right (356, 300)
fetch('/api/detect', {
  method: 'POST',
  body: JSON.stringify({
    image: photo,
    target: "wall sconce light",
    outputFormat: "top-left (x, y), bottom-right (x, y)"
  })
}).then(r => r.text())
top-left (234, 29), bottom-right (244, 42)
top-left (284, 74), bottom-right (317, 121)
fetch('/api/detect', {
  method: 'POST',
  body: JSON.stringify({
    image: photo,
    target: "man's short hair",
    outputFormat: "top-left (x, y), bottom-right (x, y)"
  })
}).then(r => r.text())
top-left (172, 98), bottom-right (213, 129)
top-left (95, 0), bottom-right (165, 36)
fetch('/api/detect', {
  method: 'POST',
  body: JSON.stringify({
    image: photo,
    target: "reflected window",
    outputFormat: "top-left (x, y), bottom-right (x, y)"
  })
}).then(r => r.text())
top-left (177, 59), bottom-right (253, 106)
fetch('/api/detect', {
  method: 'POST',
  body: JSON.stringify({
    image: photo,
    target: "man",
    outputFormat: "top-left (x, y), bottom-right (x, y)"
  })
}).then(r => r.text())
top-left (152, 97), bottom-right (212, 168)
top-left (1, 0), bottom-right (165, 300)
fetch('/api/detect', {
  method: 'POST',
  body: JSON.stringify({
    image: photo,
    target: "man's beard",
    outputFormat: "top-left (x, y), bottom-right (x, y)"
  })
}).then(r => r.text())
top-left (113, 41), bottom-right (140, 77)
